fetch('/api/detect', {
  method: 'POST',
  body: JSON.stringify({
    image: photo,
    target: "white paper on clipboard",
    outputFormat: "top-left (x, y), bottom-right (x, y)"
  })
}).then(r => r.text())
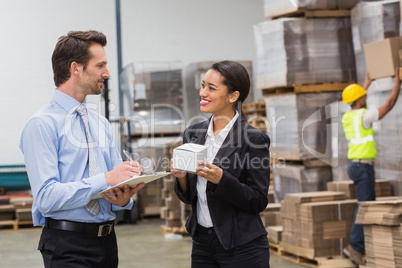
top-left (91, 172), bottom-right (170, 199)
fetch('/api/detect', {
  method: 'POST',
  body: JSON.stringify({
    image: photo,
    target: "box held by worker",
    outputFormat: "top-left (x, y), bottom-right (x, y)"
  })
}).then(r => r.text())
top-left (364, 36), bottom-right (402, 79)
top-left (173, 143), bottom-right (207, 172)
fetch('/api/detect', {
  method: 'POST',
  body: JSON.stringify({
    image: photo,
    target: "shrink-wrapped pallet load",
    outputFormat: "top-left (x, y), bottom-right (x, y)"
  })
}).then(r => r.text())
top-left (350, 0), bottom-right (400, 84)
top-left (263, 0), bottom-right (360, 19)
top-left (254, 17), bottom-right (356, 90)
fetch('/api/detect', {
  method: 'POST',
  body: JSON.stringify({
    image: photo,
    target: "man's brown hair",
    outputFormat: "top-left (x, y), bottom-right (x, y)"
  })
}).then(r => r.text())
top-left (51, 30), bottom-right (107, 87)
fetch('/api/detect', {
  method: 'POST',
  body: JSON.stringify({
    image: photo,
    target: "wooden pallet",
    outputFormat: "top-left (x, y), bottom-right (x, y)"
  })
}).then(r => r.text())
top-left (0, 220), bottom-right (34, 231)
top-left (261, 82), bottom-right (352, 96)
top-left (273, 243), bottom-right (355, 268)
top-left (248, 116), bottom-right (268, 133)
top-left (272, 9), bottom-right (350, 19)
top-left (243, 100), bottom-right (266, 115)
top-left (269, 241), bottom-right (281, 255)
top-left (160, 224), bottom-right (189, 236)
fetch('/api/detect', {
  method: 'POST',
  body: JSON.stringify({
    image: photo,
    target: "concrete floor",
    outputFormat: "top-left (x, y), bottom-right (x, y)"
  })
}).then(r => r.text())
top-left (0, 218), bottom-right (304, 268)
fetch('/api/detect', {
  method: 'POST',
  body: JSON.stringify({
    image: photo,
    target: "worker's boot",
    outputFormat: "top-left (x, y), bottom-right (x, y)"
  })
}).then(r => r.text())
top-left (343, 245), bottom-right (365, 266)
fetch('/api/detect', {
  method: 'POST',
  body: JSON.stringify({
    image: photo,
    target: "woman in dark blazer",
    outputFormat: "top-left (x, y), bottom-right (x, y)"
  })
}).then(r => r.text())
top-left (171, 61), bottom-right (271, 268)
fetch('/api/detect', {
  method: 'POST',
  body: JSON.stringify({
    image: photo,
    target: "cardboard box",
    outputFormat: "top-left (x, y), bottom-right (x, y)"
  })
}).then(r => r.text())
top-left (172, 143), bottom-right (207, 172)
top-left (267, 226), bottom-right (283, 244)
top-left (364, 37), bottom-right (402, 79)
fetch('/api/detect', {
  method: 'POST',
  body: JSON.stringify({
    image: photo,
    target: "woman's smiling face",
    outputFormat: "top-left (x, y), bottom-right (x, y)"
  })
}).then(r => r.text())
top-left (199, 69), bottom-right (238, 117)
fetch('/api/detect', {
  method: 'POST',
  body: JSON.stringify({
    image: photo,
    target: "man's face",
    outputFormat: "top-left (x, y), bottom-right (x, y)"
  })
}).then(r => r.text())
top-left (78, 43), bottom-right (110, 95)
top-left (359, 94), bottom-right (367, 108)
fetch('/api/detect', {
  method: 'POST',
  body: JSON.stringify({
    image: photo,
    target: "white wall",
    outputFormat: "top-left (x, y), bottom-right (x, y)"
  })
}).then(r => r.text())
top-left (0, 0), bottom-right (265, 165)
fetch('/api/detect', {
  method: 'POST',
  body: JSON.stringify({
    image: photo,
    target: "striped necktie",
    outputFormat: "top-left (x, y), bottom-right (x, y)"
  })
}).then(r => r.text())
top-left (76, 104), bottom-right (101, 215)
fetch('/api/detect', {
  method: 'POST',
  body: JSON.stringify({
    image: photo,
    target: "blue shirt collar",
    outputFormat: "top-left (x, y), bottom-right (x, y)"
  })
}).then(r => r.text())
top-left (53, 89), bottom-right (82, 114)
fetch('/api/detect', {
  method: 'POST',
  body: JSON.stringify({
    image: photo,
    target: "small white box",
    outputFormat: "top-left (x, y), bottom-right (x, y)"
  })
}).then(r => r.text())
top-left (172, 143), bottom-right (207, 172)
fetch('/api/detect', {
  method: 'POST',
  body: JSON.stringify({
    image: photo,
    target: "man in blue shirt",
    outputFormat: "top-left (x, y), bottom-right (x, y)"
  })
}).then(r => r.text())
top-left (20, 30), bottom-right (144, 268)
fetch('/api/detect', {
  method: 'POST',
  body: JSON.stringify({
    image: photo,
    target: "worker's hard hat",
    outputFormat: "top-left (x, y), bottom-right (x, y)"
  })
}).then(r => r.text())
top-left (342, 84), bottom-right (367, 104)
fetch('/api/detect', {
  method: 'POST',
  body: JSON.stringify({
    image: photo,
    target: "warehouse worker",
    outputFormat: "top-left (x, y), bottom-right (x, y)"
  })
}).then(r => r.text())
top-left (341, 70), bottom-right (401, 266)
top-left (20, 30), bottom-right (145, 268)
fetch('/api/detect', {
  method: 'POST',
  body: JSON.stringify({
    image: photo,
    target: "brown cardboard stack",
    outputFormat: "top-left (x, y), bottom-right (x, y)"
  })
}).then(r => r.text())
top-left (0, 196), bottom-right (34, 224)
top-left (160, 176), bottom-right (182, 228)
top-left (327, 179), bottom-right (392, 199)
top-left (139, 180), bottom-right (163, 217)
top-left (268, 188), bottom-right (275, 204)
top-left (260, 203), bottom-right (282, 228)
top-left (267, 226), bottom-right (283, 244)
top-left (10, 196), bottom-right (33, 222)
top-left (0, 205), bottom-right (15, 221)
top-left (355, 199), bottom-right (402, 268)
top-left (364, 225), bottom-right (402, 268)
top-left (280, 191), bottom-right (357, 259)
top-left (160, 141), bottom-right (191, 231)
top-left (356, 199), bottom-right (402, 226)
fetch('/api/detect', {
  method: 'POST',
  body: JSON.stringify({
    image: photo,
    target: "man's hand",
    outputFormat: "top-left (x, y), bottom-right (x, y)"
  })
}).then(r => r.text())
top-left (101, 183), bottom-right (145, 207)
top-left (105, 161), bottom-right (142, 186)
top-left (363, 72), bottom-right (372, 90)
top-left (394, 67), bottom-right (401, 87)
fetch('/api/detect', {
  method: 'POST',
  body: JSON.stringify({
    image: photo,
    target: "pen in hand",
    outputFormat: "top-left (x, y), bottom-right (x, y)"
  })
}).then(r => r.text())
top-left (123, 150), bottom-right (144, 176)
top-left (123, 150), bottom-right (134, 162)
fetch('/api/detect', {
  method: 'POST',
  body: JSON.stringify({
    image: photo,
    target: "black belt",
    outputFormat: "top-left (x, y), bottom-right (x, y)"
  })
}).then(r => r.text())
top-left (196, 223), bottom-right (214, 234)
top-left (351, 159), bottom-right (374, 165)
top-left (46, 218), bottom-right (115, 237)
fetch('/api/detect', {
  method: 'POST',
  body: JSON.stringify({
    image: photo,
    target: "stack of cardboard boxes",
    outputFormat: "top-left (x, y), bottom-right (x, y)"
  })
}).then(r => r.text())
top-left (280, 191), bottom-right (356, 258)
top-left (327, 180), bottom-right (393, 199)
top-left (160, 141), bottom-right (192, 232)
top-left (0, 196), bottom-right (33, 229)
top-left (355, 198), bottom-right (402, 267)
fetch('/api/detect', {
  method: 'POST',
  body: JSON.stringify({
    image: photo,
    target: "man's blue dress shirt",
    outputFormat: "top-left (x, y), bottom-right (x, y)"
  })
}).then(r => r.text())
top-left (20, 90), bottom-right (133, 226)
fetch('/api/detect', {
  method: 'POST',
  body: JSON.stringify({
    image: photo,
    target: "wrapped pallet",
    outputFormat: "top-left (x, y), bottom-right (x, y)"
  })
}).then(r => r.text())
top-left (273, 164), bottom-right (332, 201)
top-left (254, 17), bottom-right (356, 90)
top-left (263, 0), bottom-right (360, 19)
top-left (350, 0), bottom-right (400, 84)
top-left (120, 62), bottom-right (185, 135)
top-left (265, 92), bottom-right (341, 161)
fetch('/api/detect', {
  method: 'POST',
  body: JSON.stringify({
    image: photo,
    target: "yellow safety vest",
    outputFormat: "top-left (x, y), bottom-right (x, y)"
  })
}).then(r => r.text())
top-left (341, 108), bottom-right (376, 159)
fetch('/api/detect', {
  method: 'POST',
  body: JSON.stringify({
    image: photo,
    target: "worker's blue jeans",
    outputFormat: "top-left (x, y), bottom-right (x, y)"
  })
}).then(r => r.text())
top-left (347, 162), bottom-right (376, 255)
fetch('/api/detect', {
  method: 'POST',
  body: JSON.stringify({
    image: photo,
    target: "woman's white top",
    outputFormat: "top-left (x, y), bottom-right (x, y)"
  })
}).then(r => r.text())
top-left (197, 111), bottom-right (239, 228)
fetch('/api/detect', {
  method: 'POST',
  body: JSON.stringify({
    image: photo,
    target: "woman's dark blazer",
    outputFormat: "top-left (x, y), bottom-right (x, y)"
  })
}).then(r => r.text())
top-left (174, 115), bottom-right (270, 250)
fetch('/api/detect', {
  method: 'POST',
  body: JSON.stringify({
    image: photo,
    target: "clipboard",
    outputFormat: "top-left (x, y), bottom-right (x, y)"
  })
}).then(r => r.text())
top-left (91, 172), bottom-right (171, 199)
